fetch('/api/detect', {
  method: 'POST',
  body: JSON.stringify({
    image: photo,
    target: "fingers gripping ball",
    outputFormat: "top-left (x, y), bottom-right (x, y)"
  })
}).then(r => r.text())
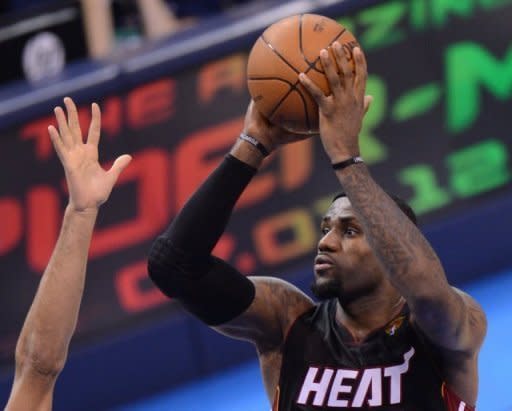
top-left (247, 14), bottom-right (359, 135)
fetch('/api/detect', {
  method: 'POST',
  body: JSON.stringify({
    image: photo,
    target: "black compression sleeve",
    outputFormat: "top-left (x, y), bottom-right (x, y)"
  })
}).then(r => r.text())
top-left (165, 154), bottom-right (257, 256)
top-left (148, 240), bottom-right (255, 325)
top-left (147, 154), bottom-right (257, 325)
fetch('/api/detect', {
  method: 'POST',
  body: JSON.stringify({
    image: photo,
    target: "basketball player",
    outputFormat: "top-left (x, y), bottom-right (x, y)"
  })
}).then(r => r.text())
top-left (148, 43), bottom-right (486, 410)
top-left (5, 98), bottom-right (131, 410)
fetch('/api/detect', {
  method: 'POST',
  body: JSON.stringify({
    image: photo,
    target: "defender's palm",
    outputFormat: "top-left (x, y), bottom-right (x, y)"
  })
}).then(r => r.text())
top-left (49, 98), bottom-right (131, 212)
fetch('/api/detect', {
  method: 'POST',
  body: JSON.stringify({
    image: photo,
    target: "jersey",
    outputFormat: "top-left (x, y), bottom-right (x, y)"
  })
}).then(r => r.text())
top-left (273, 299), bottom-right (474, 411)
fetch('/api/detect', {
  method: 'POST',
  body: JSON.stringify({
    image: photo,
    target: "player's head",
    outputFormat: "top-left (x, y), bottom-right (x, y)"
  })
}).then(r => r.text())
top-left (311, 192), bottom-right (417, 302)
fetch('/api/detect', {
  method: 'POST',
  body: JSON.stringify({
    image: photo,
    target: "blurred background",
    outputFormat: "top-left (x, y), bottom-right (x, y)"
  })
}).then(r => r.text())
top-left (0, 0), bottom-right (511, 409)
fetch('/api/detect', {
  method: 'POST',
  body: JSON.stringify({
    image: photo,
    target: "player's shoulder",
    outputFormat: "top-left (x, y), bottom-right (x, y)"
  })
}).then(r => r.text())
top-left (410, 286), bottom-right (487, 353)
top-left (248, 275), bottom-right (315, 313)
top-left (451, 286), bottom-right (487, 342)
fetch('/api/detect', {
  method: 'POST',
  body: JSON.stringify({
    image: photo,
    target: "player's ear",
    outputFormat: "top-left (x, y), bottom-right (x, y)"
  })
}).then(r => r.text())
top-left (364, 95), bottom-right (373, 114)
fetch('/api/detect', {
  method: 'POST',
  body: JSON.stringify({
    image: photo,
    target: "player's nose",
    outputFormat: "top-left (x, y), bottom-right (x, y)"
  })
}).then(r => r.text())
top-left (318, 229), bottom-right (341, 253)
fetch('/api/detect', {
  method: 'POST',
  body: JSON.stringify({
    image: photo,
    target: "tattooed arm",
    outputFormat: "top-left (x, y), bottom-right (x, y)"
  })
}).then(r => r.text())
top-left (334, 165), bottom-right (486, 352)
top-left (214, 277), bottom-right (313, 400)
top-left (214, 277), bottom-right (313, 350)
top-left (299, 44), bottom-right (486, 356)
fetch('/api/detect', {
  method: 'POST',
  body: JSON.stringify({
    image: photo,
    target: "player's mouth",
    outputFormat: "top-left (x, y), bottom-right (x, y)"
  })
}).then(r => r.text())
top-left (314, 255), bottom-right (335, 273)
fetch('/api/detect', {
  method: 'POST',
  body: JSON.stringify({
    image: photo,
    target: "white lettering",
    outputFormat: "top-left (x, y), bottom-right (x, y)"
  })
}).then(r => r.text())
top-left (327, 369), bottom-right (358, 407)
top-left (297, 367), bottom-right (334, 406)
top-left (297, 347), bottom-right (416, 408)
top-left (352, 368), bottom-right (382, 407)
top-left (384, 347), bottom-right (415, 404)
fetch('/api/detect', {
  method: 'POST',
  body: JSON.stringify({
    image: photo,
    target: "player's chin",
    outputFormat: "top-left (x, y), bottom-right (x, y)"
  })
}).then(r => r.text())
top-left (310, 276), bottom-right (341, 300)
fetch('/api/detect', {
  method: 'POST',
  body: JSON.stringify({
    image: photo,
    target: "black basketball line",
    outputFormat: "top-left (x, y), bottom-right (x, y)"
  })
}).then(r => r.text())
top-left (268, 83), bottom-right (297, 118)
top-left (259, 26), bottom-right (304, 124)
top-left (298, 14), bottom-right (316, 69)
top-left (258, 17), bottom-right (350, 131)
top-left (302, 26), bottom-right (348, 75)
top-left (268, 82), bottom-right (312, 131)
top-left (299, 14), bottom-right (305, 63)
top-left (260, 34), bottom-right (300, 74)
top-left (247, 77), bottom-right (296, 86)
top-left (248, 75), bottom-right (305, 118)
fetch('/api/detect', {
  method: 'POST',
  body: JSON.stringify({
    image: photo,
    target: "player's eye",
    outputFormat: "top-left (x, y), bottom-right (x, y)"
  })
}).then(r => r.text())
top-left (321, 227), bottom-right (330, 235)
top-left (344, 227), bottom-right (358, 237)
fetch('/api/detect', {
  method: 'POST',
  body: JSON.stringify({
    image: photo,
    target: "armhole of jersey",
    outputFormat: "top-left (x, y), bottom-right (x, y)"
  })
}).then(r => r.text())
top-left (272, 304), bottom-right (316, 411)
top-left (411, 318), bottom-right (476, 410)
top-left (410, 316), bottom-right (444, 378)
top-left (442, 383), bottom-right (476, 411)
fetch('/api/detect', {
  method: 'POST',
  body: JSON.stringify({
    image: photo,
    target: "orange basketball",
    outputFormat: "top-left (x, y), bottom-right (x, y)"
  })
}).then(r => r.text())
top-left (247, 14), bottom-right (359, 135)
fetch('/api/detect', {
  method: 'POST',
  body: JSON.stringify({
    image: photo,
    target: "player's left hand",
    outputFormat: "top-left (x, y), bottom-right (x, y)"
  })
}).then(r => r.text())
top-left (243, 100), bottom-right (312, 154)
top-left (48, 97), bottom-right (132, 213)
top-left (299, 43), bottom-right (372, 164)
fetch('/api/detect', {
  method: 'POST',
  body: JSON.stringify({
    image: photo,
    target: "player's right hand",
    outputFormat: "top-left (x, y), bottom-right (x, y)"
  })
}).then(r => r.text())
top-left (298, 45), bottom-right (372, 164)
top-left (48, 97), bottom-right (132, 213)
top-left (242, 100), bottom-right (313, 154)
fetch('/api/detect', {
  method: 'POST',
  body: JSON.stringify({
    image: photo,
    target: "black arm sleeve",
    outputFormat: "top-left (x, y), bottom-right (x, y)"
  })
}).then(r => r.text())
top-left (147, 154), bottom-right (257, 325)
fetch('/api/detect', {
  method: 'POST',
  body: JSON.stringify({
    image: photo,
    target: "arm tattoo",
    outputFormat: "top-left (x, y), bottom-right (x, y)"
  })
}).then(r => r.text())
top-left (337, 164), bottom-right (486, 352)
top-left (262, 279), bottom-right (312, 335)
top-left (338, 164), bottom-right (444, 286)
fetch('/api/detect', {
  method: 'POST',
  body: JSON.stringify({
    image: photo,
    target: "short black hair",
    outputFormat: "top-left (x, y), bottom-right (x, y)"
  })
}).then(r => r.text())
top-left (332, 192), bottom-right (417, 226)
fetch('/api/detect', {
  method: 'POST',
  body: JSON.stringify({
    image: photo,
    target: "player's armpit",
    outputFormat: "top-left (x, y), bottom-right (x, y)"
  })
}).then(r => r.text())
top-left (411, 288), bottom-right (486, 406)
top-left (214, 277), bottom-right (314, 352)
top-left (412, 287), bottom-right (487, 355)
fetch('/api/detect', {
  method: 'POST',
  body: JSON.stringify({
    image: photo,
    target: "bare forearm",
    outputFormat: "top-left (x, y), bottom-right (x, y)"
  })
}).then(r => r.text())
top-left (336, 164), bottom-right (447, 296)
top-left (136, 0), bottom-right (181, 39)
top-left (16, 205), bottom-right (97, 373)
top-left (80, 0), bottom-right (114, 58)
top-left (333, 163), bottom-right (478, 348)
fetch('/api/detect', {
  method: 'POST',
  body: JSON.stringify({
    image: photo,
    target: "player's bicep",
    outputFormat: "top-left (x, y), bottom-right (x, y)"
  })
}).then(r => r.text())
top-left (213, 277), bottom-right (314, 351)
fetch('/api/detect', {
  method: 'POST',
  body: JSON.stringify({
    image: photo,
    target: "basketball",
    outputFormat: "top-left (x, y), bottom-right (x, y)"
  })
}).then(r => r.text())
top-left (247, 14), bottom-right (359, 135)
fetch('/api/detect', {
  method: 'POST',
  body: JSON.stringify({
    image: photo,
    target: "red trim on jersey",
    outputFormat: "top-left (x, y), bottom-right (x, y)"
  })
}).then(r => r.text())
top-left (442, 383), bottom-right (475, 411)
top-left (272, 386), bottom-right (280, 411)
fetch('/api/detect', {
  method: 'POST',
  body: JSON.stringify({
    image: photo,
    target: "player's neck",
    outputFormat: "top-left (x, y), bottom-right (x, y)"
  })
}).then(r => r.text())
top-left (335, 289), bottom-right (405, 343)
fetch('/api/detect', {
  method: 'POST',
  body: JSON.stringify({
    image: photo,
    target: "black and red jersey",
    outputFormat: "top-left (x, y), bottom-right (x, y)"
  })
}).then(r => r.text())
top-left (273, 299), bottom-right (474, 411)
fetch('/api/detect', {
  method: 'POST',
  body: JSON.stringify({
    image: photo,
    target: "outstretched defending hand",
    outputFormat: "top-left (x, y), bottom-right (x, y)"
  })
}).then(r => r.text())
top-left (299, 43), bottom-right (372, 164)
top-left (48, 97), bottom-right (132, 212)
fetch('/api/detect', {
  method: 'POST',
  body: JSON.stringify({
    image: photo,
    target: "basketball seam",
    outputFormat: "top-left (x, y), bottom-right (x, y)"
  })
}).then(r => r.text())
top-left (252, 15), bottom-right (352, 132)
top-left (304, 27), bottom-right (348, 75)
top-left (270, 23), bottom-right (350, 129)
top-left (259, 34), bottom-right (301, 75)
top-left (247, 77), bottom-right (297, 85)
top-left (268, 82), bottom-right (311, 131)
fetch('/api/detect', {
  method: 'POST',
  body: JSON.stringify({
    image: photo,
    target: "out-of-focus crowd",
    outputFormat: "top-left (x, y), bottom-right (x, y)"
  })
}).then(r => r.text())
top-left (0, 0), bottom-right (255, 84)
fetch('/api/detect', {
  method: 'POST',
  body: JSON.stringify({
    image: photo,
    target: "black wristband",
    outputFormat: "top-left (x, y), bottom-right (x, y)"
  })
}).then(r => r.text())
top-left (239, 132), bottom-right (270, 157)
top-left (332, 156), bottom-right (364, 170)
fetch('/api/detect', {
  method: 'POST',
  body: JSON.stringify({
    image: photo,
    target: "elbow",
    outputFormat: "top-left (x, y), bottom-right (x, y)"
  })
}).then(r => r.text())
top-left (147, 235), bottom-right (212, 298)
top-left (15, 343), bottom-right (66, 378)
top-left (147, 261), bottom-right (174, 298)
top-left (147, 236), bottom-right (184, 298)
